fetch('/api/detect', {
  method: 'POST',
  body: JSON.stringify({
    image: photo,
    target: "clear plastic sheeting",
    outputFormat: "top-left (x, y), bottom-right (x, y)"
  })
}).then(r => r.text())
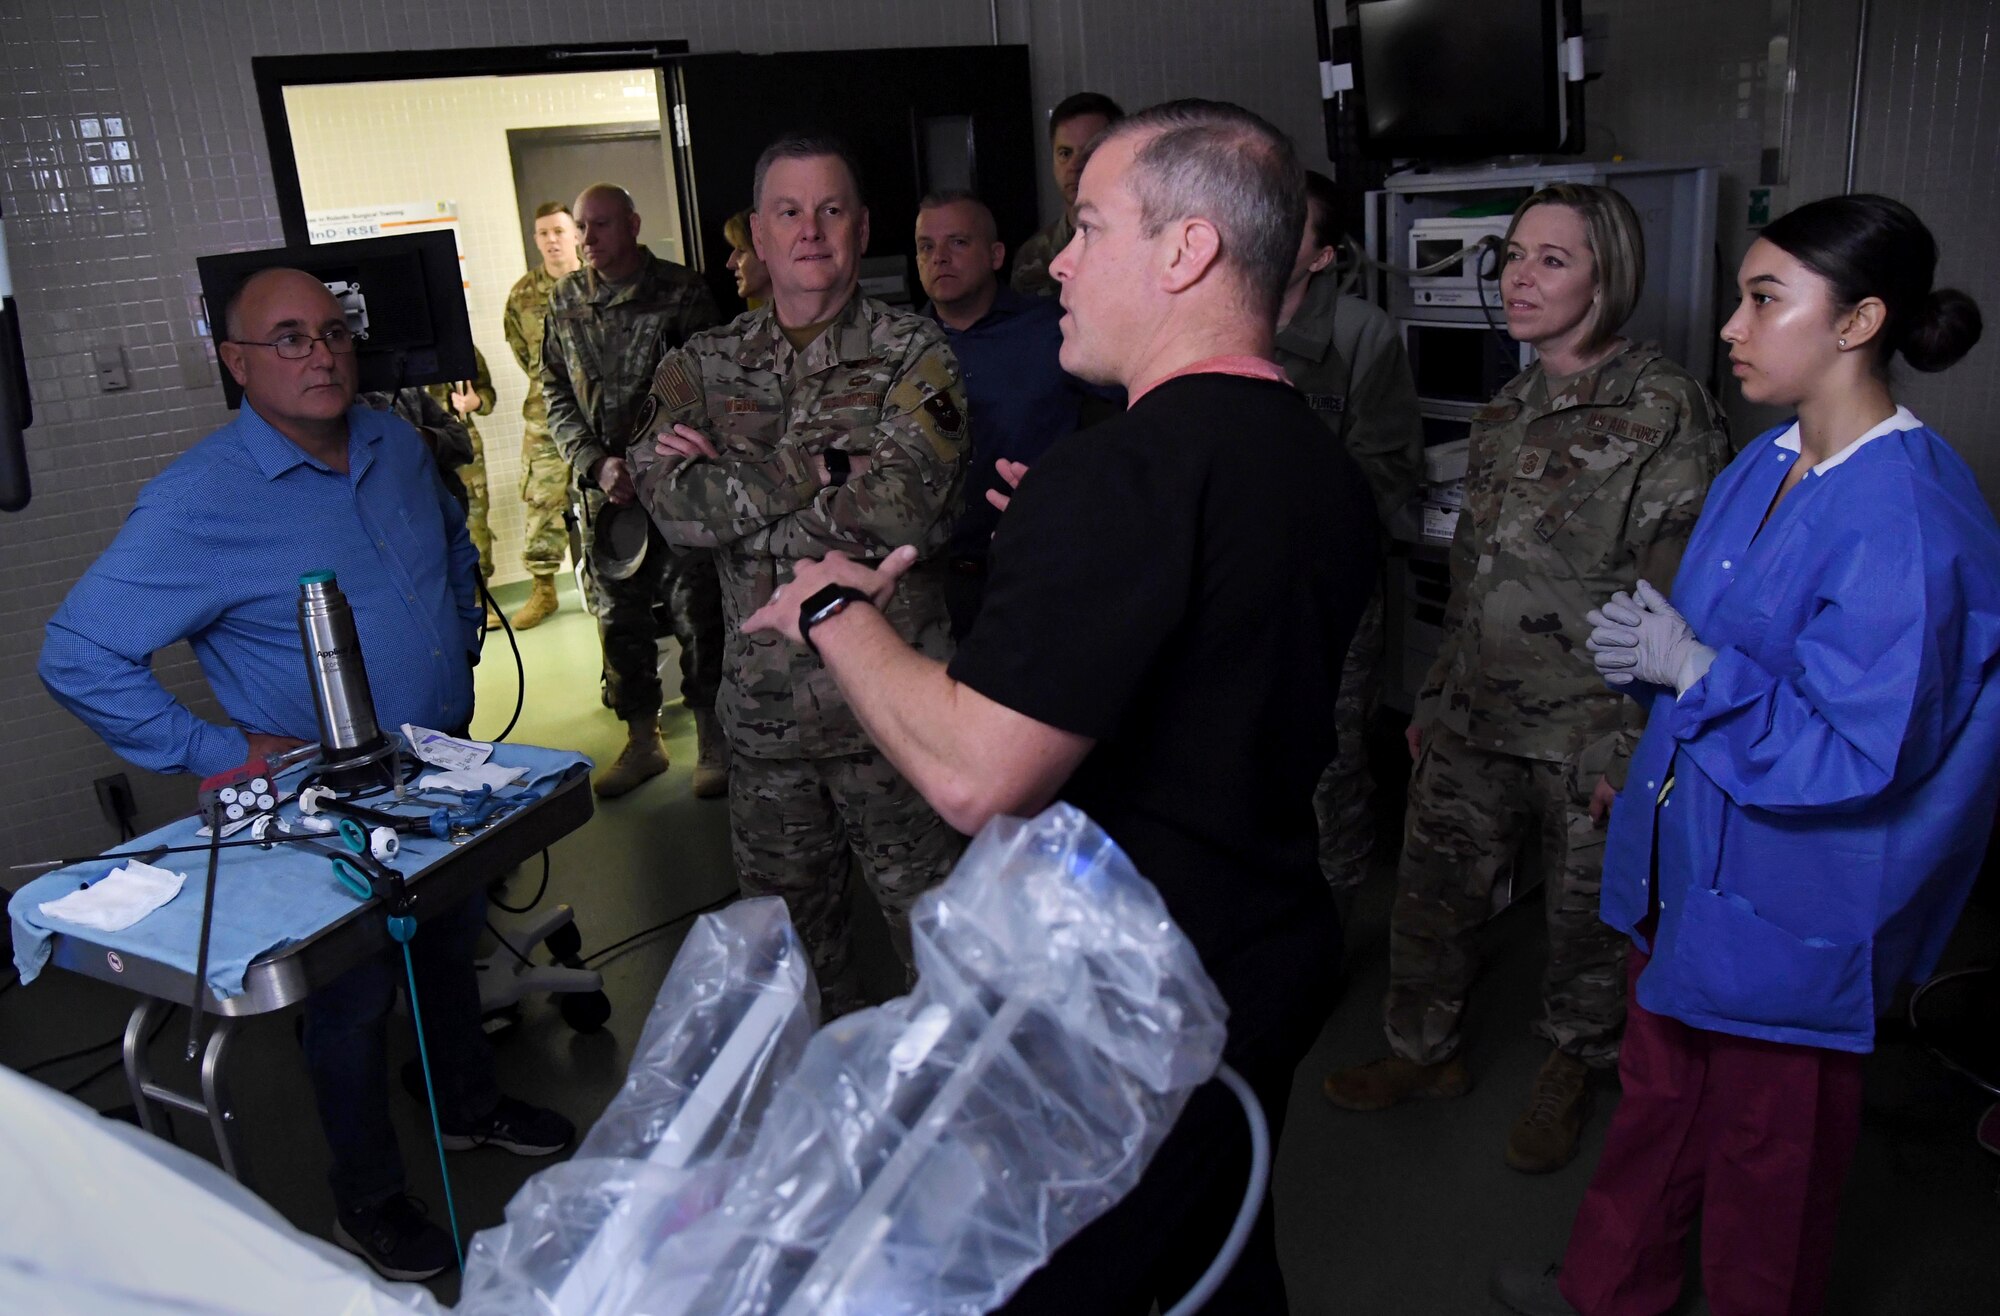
top-left (0, 1064), bottom-right (441, 1316)
top-left (457, 896), bottom-right (818, 1316)
top-left (0, 806), bottom-right (1224, 1316)
top-left (621, 802), bottom-right (1230, 1316)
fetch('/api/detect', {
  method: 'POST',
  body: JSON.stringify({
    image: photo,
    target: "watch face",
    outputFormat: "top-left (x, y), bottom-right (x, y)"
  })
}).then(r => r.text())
top-left (799, 583), bottom-right (869, 651)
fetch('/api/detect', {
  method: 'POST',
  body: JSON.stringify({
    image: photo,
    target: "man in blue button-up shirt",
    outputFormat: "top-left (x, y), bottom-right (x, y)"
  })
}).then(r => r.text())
top-left (39, 268), bottom-right (570, 1282)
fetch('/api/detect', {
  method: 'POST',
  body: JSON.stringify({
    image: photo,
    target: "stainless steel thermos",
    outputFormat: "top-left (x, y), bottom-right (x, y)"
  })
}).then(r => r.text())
top-left (297, 570), bottom-right (387, 761)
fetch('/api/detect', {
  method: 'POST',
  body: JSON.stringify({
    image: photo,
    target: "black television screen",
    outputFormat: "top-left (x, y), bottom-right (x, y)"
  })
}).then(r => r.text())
top-left (1352, 0), bottom-right (1577, 160)
top-left (196, 230), bottom-right (474, 409)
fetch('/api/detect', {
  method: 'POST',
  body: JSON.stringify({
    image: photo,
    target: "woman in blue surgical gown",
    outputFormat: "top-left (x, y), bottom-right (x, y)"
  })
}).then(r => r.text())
top-left (1493, 194), bottom-right (2000, 1316)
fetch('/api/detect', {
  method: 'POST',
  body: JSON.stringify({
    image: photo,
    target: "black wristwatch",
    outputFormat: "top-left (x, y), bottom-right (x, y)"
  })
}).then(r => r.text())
top-left (798, 583), bottom-right (872, 655)
top-left (823, 449), bottom-right (852, 486)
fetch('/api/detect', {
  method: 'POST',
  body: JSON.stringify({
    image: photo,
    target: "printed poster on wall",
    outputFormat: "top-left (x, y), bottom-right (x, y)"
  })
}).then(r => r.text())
top-left (304, 200), bottom-right (467, 289)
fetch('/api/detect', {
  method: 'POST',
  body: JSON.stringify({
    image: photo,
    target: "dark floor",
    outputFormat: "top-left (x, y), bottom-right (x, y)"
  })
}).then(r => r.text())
top-left (3, 573), bottom-right (1997, 1313)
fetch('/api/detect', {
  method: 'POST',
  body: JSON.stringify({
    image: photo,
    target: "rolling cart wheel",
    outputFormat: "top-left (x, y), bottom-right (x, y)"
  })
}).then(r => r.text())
top-left (543, 922), bottom-right (584, 964)
top-left (560, 990), bottom-right (612, 1033)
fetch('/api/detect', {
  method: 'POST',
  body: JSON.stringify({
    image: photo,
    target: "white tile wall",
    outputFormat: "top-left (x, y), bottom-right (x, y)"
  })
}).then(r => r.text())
top-left (286, 71), bottom-right (665, 588)
top-left (0, 0), bottom-right (990, 861)
top-left (1, 0), bottom-right (1995, 862)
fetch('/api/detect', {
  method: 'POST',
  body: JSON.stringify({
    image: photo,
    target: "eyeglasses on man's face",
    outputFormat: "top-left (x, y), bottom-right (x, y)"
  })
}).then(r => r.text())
top-left (233, 326), bottom-right (358, 359)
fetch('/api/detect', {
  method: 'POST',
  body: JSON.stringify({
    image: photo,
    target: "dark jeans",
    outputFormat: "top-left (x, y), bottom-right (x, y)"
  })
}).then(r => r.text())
top-left (300, 890), bottom-right (500, 1212)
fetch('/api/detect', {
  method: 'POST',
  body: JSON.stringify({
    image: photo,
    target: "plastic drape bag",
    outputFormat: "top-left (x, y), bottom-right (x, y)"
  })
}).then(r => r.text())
top-left (456, 896), bottom-right (818, 1316)
top-left (618, 802), bottom-right (1229, 1315)
top-left (0, 1065), bottom-right (440, 1315)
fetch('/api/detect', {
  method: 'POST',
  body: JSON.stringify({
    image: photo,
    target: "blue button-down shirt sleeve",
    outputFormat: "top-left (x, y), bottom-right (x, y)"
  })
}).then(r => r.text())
top-left (40, 403), bottom-right (480, 780)
top-left (40, 472), bottom-right (254, 777)
top-left (435, 452), bottom-right (482, 653)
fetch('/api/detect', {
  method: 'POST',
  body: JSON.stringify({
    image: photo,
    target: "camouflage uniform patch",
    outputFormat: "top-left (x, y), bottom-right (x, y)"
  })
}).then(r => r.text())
top-left (1415, 342), bottom-right (1732, 783)
top-left (730, 748), bottom-right (966, 1018)
top-left (1314, 591), bottom-right (1385, 894)
top-left (1274, 271), bottom-right (1427, 524)
top-left (633, 294), bottom-right (969, 761)
top-left (1277, 274), bottom-right (1426, 896)
top-left (541, 252), bottom-right (725, 717)
top-left (425, 345), bottom-right (497, 581)
top-left (636, 293), bottom-right (969, 1008)
top-left (1384, 342), bottom-right (1731, 1067)
top-left (1008, 215), bottom-right (1071, 299)
top-left (504, 265), bottom-right (571, 576)
top-left (1385, 723), bottom-right (1626, 1066)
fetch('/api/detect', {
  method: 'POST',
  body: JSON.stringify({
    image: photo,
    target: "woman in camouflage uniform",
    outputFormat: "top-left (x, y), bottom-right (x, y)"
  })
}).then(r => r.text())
top-left (1323, 185), bottom-right (1732, 1176)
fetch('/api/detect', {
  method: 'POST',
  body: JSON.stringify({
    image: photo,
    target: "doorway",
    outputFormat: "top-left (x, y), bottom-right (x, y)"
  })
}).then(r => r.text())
top-left (278, 68), bottom-right (676, 586)
top-left (508, 123), bottom-right (682, 268)
top-left (256, 43), bottom-right (1038, 580)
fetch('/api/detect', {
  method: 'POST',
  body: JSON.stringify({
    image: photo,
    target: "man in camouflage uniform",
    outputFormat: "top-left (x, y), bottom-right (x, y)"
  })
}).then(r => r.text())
top-left (1275, 170), bottom-right (1425, 913)
top-left (425, 346), bottom-right (498, 626)
top-left (542, 183), bottom-right (729, 799)
top-left (1323, 324), bottom-right (1730, 1171)
top-left (633, 135), bottom-right (968, 1017)
top-left (1010, 92), bottom-right (1122, 298)
top-left (503, 201), bottom-right (582, 630)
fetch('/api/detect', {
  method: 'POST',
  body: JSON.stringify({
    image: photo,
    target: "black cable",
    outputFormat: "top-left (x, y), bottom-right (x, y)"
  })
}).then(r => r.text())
top-left (477, 576), bottom-right (525, 743)
top-left (62, 1055), bottom-right (127, 1096)
top-left (581, 891), bottom-right (738, 968)
top-left (484, 919), bottom-right (535, 969)
top-left (18, 1033), bottom-right (124, 1076)
top-left (490, 849), bottom-right (550, 915)
top-left (1476, 236), bottom-right (1513, 346)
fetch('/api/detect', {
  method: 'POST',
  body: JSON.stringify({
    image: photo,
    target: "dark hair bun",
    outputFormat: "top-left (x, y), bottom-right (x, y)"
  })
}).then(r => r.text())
top-left (1901, 287), bottom-right (1983, 372)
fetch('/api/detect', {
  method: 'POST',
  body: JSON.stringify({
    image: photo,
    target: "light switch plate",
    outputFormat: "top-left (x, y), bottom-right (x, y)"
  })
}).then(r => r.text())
top-left (177, 340), bottom-right (217, 390)
top-left (91, 343), bottom-right (129, 391)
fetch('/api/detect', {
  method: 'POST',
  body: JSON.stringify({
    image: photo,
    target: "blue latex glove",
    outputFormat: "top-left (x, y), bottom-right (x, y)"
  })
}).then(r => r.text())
top-left (1586, 580), bottom-right (1716, 693)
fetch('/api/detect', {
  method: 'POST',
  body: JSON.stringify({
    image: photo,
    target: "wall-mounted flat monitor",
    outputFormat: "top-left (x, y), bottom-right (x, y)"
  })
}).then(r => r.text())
top-left (1349, 0), bottom-right (1584, 161)
top-left (195, 230), bottom-right (474, 409)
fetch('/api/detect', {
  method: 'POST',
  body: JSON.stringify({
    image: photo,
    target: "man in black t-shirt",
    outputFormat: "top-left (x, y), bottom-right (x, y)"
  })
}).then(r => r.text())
top-left (743, 100), bottom-right (1377, 1315)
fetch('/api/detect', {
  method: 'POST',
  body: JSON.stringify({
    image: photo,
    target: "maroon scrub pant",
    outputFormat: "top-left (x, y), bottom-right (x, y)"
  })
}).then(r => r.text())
top-left (1558, 944), bottom-right (1865, 1316)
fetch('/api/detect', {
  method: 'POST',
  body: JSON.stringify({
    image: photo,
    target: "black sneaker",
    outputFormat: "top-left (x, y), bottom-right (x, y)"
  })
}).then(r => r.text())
top-left (440, 1094), bottom-right (573, 1156)
top-left (1489, 1262), bottom-right (1580, 1316)
top-left (333, 1193), bottom-right (455, 1282)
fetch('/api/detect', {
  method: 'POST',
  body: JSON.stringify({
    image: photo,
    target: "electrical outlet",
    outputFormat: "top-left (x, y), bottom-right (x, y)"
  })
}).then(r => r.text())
top-left (91, 343), bottom-right (130, 391)
top-left (93, 772), bottom-right (136, 832)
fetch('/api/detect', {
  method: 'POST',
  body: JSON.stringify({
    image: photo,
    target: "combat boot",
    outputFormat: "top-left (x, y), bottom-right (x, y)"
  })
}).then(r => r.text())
top-left (483, 599), bottom-right (504, 632)
top-left (510, 575), bottom-right (560, 630)
top-left (691, 707), bottom-right (730, 800)
top-left (1322, 1054), bottom-right (1472, 1111)
top-left (593, 717), bottom-right (668, 798)
top-left (1505, 1048), bottom-right (1592, 1173)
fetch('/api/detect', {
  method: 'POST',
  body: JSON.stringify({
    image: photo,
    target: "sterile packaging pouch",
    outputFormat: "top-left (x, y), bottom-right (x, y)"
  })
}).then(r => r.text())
top-left (619, 802), bottom-right (1229, 1316)
top-left (455, 896), bottom-right (818, 1316)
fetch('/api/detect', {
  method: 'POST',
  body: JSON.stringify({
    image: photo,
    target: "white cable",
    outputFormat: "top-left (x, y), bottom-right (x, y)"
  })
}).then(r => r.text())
top-left (1159, 1062), bottom-right (1269, 1316)
top-left (1345, 232), bottom-right (1504, 281)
